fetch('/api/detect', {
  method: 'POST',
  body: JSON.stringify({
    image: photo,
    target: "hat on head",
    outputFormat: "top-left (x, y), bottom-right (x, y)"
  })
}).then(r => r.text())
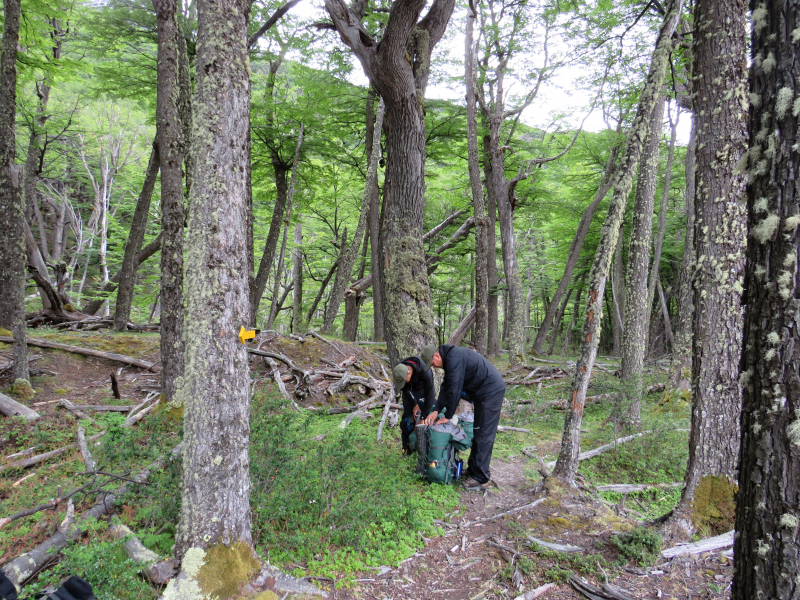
top-left (420, 344), bottom-right (438, 370)
top-left (393, 363), bottom-right (410, 390)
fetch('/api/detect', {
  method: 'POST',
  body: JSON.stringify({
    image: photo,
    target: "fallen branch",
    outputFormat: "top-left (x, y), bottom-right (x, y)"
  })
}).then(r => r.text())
top-left (596, 482), bottom-right (682, 494)
top-left (67, 404), bottom-right (137, 412)
top-left (376, 395), bottom-right (393, 441)
top-left (0, 392), bottom-right (40, 421)
top-left (265, 357), bottom-right (302, 411)
top-left (513, 583), bottom-right (556, 600)
top-left (527, 535), bottom-right (583, 553)
top-left (546, 432), bottom-right (647, 469)
top-left (58, 399), bottom-right (98, 426)
top-left (248, 347), bottom-right (311, 382)
top-left (569, 574), bottom-right (637, 600)
top-left (661, 530), bottom-right (734, 559)
top-left (0, 477), bottom-right (98, 530)
top-left (122, 400), bottom-right (160, 427)
top-left (307, 330), bottom-right (347, 358)
top-left (0, 432), bottom-right (104, 474)
top-left (475, 498), bottom-right (546, 523)
top-left (338, 409), bottom-right (370, 429)
top-left (109, 519), bottom-right (178, 585)
top-left (3, 443), bottom-right (183, 587)
top-left (0, 336), bottom-right (160, 372)
top-left (76, 426), bottom-right (96, 472)
top-left (326, 372), bottom-right (351, 395)
top-left (497, 426), bottom-right (530, 434)
top-left (5, 446), bottom-right (39, 461)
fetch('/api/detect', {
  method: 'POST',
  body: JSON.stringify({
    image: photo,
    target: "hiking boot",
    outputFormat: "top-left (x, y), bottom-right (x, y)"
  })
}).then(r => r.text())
top-left (462, 476), bottom-right (491, 490)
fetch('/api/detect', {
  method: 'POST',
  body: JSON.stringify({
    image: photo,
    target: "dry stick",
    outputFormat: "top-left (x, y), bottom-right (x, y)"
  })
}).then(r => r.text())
top-left (0, 336), bottom-right (160, 372)
top-left (307, 330), bottom-right (347, 359)
top-left (513, 583), bottom-right (556, 600)
top-left (265, 357), bottom-right (301, 411)
top-left (0, 432), bottom-right (105, 474)
top-left (68, 404), bottom-right (136, 412)
top-left (126, 392), bottom-right (157, 420)
top-left (546, 432), bottom-right (647, 469)
top-left (109, 519), bottom-right (178, 585)
top-left (58, 399), bottom-right (98, 426)
top-left (3, 443), bottom-right (183, 587)
top-left (526, 535), bottom-right (583, 553)
top-left (0, 392), bottom-right (40, 421)
top-left (5, 446), bottom-right (39, 462)
top-left (122, 400), bottom-right (160, 428)
top-left (660, 530), bottom-right (734, 559)
top-left (247, 347), bottom-right (310, 381)
top-left (0, 476), bottom-right (99, 530)
top-left (327, 371), bottom-right (351, 395)
top-left (376, 394), bottom-right (393, 441)
top-left (497, 426), bottom-right (530, 433)
top-left (474, 498), bottom-right (546, 523)
top-left (596, 482), bottom-right (682, 494)
top-left (76, 426), bottom-right (96, 472)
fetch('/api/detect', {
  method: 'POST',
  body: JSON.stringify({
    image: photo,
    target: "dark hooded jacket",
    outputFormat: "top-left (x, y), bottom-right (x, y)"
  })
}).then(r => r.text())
top-left (430, 345), bottom-right (505, 418)
top-left (400, 355), bottom-right (436, 418)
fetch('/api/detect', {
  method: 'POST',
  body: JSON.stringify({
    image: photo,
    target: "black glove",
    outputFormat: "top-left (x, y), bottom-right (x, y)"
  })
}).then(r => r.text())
top-left (0, 569), bottom-right (18, 600)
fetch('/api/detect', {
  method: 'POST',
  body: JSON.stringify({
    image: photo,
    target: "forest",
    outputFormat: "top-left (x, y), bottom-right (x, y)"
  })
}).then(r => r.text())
top-left (0, 0), bottom-right (797, 596)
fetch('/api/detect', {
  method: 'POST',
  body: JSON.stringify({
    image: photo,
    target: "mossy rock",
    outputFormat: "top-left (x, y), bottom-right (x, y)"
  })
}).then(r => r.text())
top-left (197, 541), bottom-right (260, 599)
top-left (11, 378), bottom-right (36, 399)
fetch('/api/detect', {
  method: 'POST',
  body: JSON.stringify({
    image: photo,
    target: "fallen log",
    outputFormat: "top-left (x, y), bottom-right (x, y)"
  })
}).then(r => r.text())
top-left (527, 535), bottom-right (583, 553)
top-left (265, 357), bottom-right (301, 411)
top-left (0, 392), bottom-right (40, 421)
top-left (546, 432), bottom-right (648, 469)
top-left (76, 426), bottom-right (96, 472)
top-left (3, 443), bottom-right (182, 587)
top-left (0, 432), bottom-right (105, 474)
top-left (569, 575), bottom-right (637, 600)
top-left (513, 583), bottom-right (556, 600)
top-left (376, 395), bottom-right (393, 441)
top-left (497, 426), bottom-right (531, 433)
top-left (0, 336), bottom-right (160, 372)
top-left (122, 400), bottom-right (160, 428)
top-left (68, 404), bottom-right (136, 412)
top-left (596, 482), bottom-right (682, 494)
top-left (109, 519), bottom-right (178, 585)
top-left (661, 530), bottom-right (734, 559)
top-left (475, 498), bottom-right (546, 523)
top-left (326, 372), bottom-right (351, 395)
top-left (248, 347), bottom-right (311, 381)
top-left (58, 399), bottom-right (98, 426)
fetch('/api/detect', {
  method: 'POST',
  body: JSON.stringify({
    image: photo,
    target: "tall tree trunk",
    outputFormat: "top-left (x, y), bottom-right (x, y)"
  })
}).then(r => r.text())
top-left (673, 0), bottom-right (748, 523)
top-left (0, 0), bottom-right (29, 382)
top-left (611, 233), bottom-right (625, 356)
top-left (267, 124), bottom-right (303, 329)
top-left (366, 89), bottom-right (385, 342)
top-left (734, 0), bottom-right (800, 592)
top-left (252, 163), bottom-right (289, 315)
top-left (669, 126), bottom-right (696, 391)
top-left (113, 143), bottom-right (159, 330)
top-left (154, 0), bottom-right (186, 402)
top-left (621, 95), bottom-right (665, 425)
top-left (292, 218), bottom-right (304, 333)
top-left (533, 141), bottom-right (619, 355)
top-left (644, 106), bottom-right (679, 351)
top-left (547, 287), bottom-right (572, 356)
top-left (562, 275), bottom-right (584, 355)
top-left (306, 240), bottom-right (342, 324)
top-left (342, 289), bottom-right (366, 341)
top-left (552, 0), bottom-right (682, 484)
top-left (23, 78), bottom-right (54, 263)
top-left (322, 100), bottom-right (384, 334)
top-left (483, 133), bottom-right (500, 356)
top-left (466, 1), bottom-right (489, 356)
top-left (170, 0), bottom-right (253, 571)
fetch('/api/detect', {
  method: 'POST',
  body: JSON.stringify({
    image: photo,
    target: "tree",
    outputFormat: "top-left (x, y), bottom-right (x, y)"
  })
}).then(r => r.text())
top-left (0, 0), bottom-right (29, 382)
top-left (552, 0), bottom-right (682, 484)
top-left (733, 0), bottom-right (800, 594)
top-left (620, 94), bottom-right (664, 424)
top-left (152, 0), bottom-right (188, 401)
top-left (323, 0), bottom-right (455, 364)
top-left (672, 0), bottom-right (747, 526)
top-left (166, 0), bottom-right (254, 589)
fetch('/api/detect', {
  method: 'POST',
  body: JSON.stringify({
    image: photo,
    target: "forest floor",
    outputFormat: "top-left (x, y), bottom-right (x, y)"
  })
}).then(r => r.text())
top-left (0, 330), bottom-right (733, 600)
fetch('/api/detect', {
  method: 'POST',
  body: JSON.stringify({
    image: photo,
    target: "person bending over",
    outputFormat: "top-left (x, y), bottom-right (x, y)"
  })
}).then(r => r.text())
top-left (392, 354), bottom-right (435, 454)
top-left (421, 344), bottom-right (506, 490)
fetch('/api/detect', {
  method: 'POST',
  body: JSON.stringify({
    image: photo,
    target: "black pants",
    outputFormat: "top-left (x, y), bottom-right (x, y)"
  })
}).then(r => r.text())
top-left (467, 391), bottom-right (504, 483)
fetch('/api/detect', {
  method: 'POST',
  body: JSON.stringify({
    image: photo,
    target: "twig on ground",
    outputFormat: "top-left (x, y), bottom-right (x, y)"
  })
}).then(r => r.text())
top-left (475, 498), bottom-right (546, 522)
top-left (376, 394), bottom-right (392, 441)
top-left (76, 426), bottom-right (96, 472)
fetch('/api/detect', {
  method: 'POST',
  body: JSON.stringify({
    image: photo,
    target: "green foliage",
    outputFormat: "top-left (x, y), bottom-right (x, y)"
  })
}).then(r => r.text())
top-left (249, 393), bottom-right (458, 576)
top-left (611, 527), bottom-right (662, 566)
top-left (28, 538), bottom-right (157, 600)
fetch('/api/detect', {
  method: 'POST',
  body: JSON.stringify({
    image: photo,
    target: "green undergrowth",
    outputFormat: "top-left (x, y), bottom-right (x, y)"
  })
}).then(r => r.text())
top-left (249, 392), bottom-right (458, 578)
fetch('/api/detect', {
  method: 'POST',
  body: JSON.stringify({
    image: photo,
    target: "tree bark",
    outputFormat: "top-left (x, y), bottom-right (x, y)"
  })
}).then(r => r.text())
top-left (733, 0), bottom-right (800, 594)
top-left (552, 0), bottom-right (682, 484)
top-left (154, 0), bottom-right (187, 402)
top-left (466, 1), bottom-right (489, 356)
top-left (611, 231), bottom-right (625, 356)
top-left (324, 0), bottom-right (453, 365)
top-left (533, 142), bottom-right (619, 355)
top-left (483, 133), bottom-right (500, 356)
top-left (306, 243), bottom-right (341, 323)
top-left (0, 0), bottom-right (29, 382)
top-left (620, 94), bottom-right (665, 425)
top-left (342, 288), bottom-right (366, 341)
top-left (170, 0), bottom-right (253, 566)
top-left (292, 217), bottom-right (304, 333)
top-left (677, 0), bottom-right (747, 513)
top-left (547, 287), bottom-right (572, 356)
top-left (669, 125), bottom-right (696, 391)
top-left (562, 276), bottom-right (584, 355)
top-left (113, 143), bottom-right (160, 331)
top-left (322, 100), bottom-right (384, 334)
top-left (366, 89), bottom-right (385, 341)
top-left (267, 124), bottom-right (303, 329)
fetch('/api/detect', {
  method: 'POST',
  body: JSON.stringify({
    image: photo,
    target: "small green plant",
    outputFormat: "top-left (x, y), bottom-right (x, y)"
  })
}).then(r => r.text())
top-left (611, 527), bottom-right (662, 566)
top-left (28, 538), bottom-right (157, 600)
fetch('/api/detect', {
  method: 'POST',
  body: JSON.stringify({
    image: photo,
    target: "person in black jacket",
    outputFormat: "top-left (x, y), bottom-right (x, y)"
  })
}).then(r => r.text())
top-left (421, 344), bottom-right (505, 489)
top-left (392, 355), bottom-right (436, 454)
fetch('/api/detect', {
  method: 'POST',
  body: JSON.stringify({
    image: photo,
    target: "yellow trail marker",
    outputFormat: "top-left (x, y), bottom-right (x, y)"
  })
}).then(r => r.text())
top-left (239, 326), bottom-right (256, 345)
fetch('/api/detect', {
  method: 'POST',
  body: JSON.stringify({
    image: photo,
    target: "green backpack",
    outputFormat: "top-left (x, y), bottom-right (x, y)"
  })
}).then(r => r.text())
top-left (425, 421), bottom-right (472, 484)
